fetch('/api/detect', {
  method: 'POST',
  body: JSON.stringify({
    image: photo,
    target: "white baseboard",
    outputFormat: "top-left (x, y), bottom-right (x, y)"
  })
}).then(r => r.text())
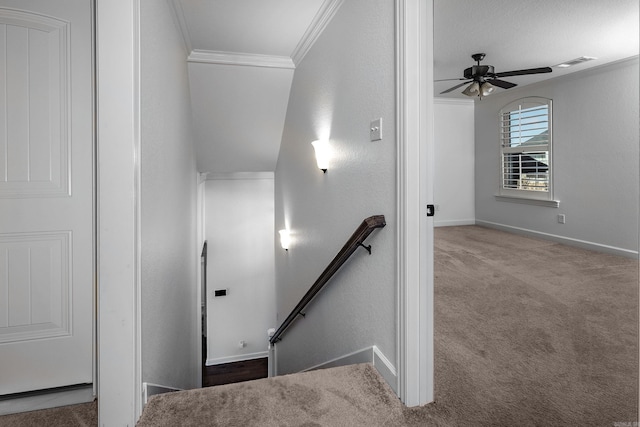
top-left (434, 219), bottom-right (476, 227)
top-left (301, 345), bottom-right (398, 393)
top-left (0, 384), bottom-right (94, 416)
top-left (206, 351), bottom-right (269, 366)
top-left (372, 346), bottom-right (397, 393)
top-left (476, 220), bottom-right (639, 259)
top-left (142, 382), bottom-right (182, 405)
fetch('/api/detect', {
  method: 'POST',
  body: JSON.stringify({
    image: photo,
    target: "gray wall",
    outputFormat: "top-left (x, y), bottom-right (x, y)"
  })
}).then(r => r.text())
top-left (475, 57), bottom-right (639, 255)
top-left (434, 98), bottom-right (475, 226)
top-left (204, 176), bottom-right (276, 365)
top-left (140, 0), bottom-right (199, 390)
top-left (274, 0), bottom-right (397, 374)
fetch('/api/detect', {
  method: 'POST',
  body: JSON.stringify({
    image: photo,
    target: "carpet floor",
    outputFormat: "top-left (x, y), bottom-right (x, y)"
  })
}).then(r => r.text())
top-left (0, 400), bottom-right (97, 427)
top-left (2, 225), bottom-right (637, 426)
top-left (416, 225), bottom-right (639, 426)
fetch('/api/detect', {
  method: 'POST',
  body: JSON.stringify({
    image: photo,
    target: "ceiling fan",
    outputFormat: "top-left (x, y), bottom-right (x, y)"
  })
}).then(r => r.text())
top-left (437, 53), bottom-right (552, 98)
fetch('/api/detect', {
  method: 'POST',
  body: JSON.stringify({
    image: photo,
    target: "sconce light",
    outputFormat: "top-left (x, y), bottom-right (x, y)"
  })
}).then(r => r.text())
top-left (278, 229), bottom-right (291, 251)
top-left (311, 140), bottom-right (329, 173)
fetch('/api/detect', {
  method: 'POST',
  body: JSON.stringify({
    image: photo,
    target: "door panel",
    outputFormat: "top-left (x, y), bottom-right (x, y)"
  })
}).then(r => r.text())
top-left (0, 0), bottom-right (93, 395)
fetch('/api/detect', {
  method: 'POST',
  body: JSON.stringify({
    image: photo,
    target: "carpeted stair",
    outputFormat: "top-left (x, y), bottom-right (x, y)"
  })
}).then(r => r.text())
top-left (136, 363), bottom-right (417, 427)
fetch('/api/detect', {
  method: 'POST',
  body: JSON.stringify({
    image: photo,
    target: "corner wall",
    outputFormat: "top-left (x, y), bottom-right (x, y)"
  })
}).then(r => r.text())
top-left (434, 98), bottom-right (475, 226)
top-left (274, 0), bottom-right (397, 375)
top-left (140, 0), bottom-right (199, 390)
top-left (204, 175), bottom-right (276, 365)
top-left (475, 57), bottom-right (639, 256)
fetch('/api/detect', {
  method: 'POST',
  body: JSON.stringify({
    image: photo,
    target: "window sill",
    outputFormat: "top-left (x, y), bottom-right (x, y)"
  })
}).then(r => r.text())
top-left (494, 194), bottom-right (560, 208)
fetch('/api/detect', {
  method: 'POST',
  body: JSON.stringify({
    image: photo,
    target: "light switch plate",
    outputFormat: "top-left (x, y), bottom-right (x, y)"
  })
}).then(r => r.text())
top-left (370, 118), bottom-right (382, 141)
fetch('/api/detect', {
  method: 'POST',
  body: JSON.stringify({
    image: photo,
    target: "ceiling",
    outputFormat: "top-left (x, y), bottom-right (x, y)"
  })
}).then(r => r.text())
top-left (172, 0), bottom-right (639, 174)
top-left (434, 0), bottom-right (639, 98)
top-left (172, 0), bottom-right (327, 174)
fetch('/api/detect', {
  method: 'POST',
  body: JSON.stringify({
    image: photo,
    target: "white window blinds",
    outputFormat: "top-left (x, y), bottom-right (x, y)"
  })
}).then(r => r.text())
top-left (499, 98), bottom-right (552, 199)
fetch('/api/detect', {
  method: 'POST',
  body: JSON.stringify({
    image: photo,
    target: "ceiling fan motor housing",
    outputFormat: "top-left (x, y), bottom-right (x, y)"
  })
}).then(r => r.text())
top-left (464, 64), bottom-right (494, 79)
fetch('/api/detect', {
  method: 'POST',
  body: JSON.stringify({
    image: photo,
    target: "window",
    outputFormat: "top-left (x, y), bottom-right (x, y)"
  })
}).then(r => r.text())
top-left (498, 97), bottom-right (556, 205)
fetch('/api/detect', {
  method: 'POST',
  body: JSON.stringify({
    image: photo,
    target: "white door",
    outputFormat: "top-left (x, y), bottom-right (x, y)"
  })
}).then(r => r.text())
top-left (0, 0), bottom-right (94, 395)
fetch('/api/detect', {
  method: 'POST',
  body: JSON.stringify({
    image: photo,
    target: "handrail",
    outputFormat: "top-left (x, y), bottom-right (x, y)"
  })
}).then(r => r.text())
top-left (270, 215), bottom-right (386, 345)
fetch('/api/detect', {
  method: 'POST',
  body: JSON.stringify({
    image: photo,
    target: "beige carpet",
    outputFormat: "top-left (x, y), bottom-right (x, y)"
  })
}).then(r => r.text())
top-left (417, 225), bottom-right (639, 426)
top-left (138, 363), bottom-right (413, 427)
top-left (2, 225), bottom-right (638, 426)
top-left (0, 400), bottom-right (97, 427)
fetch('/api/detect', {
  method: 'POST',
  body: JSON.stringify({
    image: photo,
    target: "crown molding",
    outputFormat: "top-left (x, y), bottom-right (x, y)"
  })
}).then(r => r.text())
top-left (434, 97), bottom-right (475, 106)
top-left (188, 49), bottom-right (295, 69)
top-left (204, 172), bottom-right (274, 181)
top-left (291, 0), bottom-right (345, 67)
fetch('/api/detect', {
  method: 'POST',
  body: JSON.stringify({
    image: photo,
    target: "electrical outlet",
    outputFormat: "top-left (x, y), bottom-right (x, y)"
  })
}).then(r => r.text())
top-left (558, 214), bottom-right (566, 224)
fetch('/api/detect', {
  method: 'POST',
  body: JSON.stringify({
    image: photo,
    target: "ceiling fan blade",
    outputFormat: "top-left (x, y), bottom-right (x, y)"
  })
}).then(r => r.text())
top-left (434, 78), bottom-right (467, 82)
top-left (494, 67), bottom-right (552, 78)
top-left (489, 79), bottom-right (517, 89)
top-left (440, 81), bottom-right (471, 94)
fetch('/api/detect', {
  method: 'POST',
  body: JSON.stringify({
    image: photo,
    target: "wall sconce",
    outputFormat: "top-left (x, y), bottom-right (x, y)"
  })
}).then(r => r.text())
top-left (311, 140), bottom-right (329, 173)
top-left (278, 229), bottom-right (291, 251)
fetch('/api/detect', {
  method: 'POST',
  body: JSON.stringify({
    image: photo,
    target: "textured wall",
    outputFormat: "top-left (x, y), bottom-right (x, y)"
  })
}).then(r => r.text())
top-left (204, 177), bottom-right (276, 364)
top-left (140, 0), bottom-right (199, 390)
top-left (475, 58), bottom-right (639, 253)
top-left (434, 99), bottom-right (476, 226)
top-left (274, 0), bottom-right (397, 374)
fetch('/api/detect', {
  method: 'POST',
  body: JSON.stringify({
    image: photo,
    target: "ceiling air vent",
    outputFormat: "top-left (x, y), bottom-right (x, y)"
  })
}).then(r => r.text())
top-left (554, 56), bottom-right (597, 68)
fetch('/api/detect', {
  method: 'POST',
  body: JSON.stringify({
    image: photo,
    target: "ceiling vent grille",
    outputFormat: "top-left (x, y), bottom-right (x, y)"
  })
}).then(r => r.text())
top-left (554, 56), bottom-right (597, 68)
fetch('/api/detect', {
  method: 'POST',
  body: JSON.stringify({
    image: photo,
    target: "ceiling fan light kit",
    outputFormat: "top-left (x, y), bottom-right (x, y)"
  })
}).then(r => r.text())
top-left (440, 53), bottom-right (552, 99)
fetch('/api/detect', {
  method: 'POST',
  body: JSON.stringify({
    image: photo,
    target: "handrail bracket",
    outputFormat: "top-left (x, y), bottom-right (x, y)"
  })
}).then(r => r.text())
top-left (357, 242), bottom-right (372, 255)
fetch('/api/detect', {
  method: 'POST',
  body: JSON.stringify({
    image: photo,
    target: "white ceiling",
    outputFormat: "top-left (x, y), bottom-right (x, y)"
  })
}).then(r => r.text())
top-left (434, 0), bottom-right (639, 97)
top-left (172, 0), bottom-right (327, 174)
top-left (176, 0), bottom-right (325, 57)
top-left (173, 0), bottom-right (639, 174)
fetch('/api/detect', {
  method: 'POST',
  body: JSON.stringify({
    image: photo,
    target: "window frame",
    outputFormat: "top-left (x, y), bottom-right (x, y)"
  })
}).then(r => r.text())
top-left (497, 97), bottom-right (556, 205)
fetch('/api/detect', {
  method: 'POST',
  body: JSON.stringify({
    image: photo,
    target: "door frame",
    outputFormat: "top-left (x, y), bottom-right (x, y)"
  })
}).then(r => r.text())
top-left (94, 0), bottom-right (435, 424)
top-left (95, 0), bottom-right (142, 424)
top-left (395, 0), bottom-right (434, 407)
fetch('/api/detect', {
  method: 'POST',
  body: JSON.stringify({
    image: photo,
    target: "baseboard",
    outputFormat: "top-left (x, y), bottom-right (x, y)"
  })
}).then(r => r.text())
top-left (434, 219), bottom-right (476, 227)
top-left (476, 220), bottom-right (639, 259)
top-left (206, 351), bottom-right (269, 366)
top-left (301, 346), bottom-right (398, 394)
top-left (0, 384), bottom-right (94, 416)
top-left (372, 346), bottom-right (398, 393)
top-left (142, 382), bottom-right (182, 405)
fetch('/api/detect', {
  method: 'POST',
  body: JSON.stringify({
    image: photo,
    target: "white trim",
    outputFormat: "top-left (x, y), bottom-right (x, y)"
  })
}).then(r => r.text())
top-left (495, 194), bottom-right (560, 208)
top-left (96, 0), bottom-right (142, 425)
top-left (302, 346), bottom-right (374, 372)
top-left (373, 346), bottom-right (398, 393)
top-left (476, 220), bottom-right (640, 259)
top-left (434, 97), bottom-right (475, 106)
top-left (291, 0), bottom-right (345, 66)
top-left (395, 0), bottom-right (434, 407)
top-left (142, 382), bottom-right (182, 405)
top-left (0, 385), bottom-right (94, 416)
top-left (268, 343), bottom-right (276, 377)
top-left (188, 49), bottom-right (295, 69)
top-left (434, 219), bottom-right (476, 227)
top-left (206, 351), bottom-right (269, 366)
top-left (205, 171), bottom-right (275, 181)
top-left (299, 345), bottom-right (398, 393)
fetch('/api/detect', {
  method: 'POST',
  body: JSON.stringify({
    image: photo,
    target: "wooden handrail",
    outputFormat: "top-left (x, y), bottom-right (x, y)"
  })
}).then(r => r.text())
top-left (270, 215), bottom-right (386, 345)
